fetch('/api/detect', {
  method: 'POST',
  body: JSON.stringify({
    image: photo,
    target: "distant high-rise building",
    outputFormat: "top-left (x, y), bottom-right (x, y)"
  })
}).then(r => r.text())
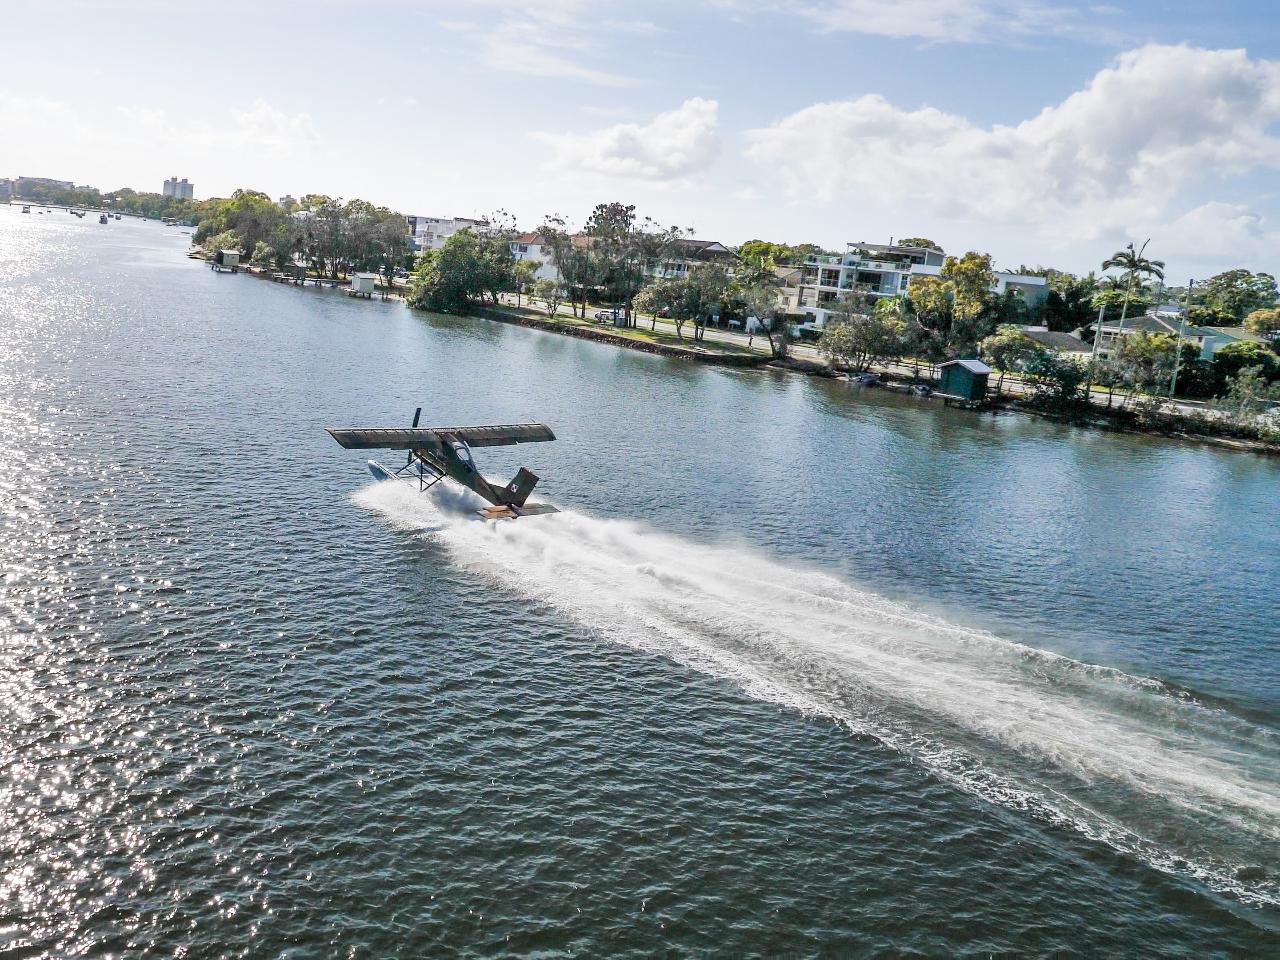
top-left (0, 179), bottom-right (12, 201)
top-left (163, 176), bottom-right (194, 200)
top-left (279, 194), bottom-right (297, 212)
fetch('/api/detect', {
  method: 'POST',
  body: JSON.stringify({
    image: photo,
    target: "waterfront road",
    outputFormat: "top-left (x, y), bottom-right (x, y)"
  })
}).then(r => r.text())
top-left (497, 295), bottom-right (1221, 419)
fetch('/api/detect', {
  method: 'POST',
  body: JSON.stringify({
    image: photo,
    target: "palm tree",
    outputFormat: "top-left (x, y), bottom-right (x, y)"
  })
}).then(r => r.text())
top-left (1101, 239), bottom-right (1165, 331)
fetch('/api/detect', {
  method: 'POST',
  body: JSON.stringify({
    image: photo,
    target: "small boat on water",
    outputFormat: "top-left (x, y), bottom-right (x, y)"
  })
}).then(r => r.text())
top-left (848, 372), bottom-right (879, 385)
top-left (21, 205), bottom-right (30, 213)
top-left (99, 213), bottom-right (108, 224)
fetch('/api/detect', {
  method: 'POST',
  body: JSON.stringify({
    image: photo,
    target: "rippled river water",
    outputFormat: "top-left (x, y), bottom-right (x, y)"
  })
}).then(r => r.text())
top-left (1, 208), bottom-right (1277, 956)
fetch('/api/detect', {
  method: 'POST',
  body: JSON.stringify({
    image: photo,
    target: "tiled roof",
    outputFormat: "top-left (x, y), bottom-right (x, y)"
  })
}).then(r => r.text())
top-left (1023, 329), bottom-right (1091, 353)
top-left (1095, 314), bottom-right (1219, 339)
top-left (1203, 326), bottom-right (1265, 343)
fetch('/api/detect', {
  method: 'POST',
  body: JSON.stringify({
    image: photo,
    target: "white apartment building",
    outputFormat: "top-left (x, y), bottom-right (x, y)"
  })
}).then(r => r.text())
top-left (163, 177), bottom-right (194, 199)
top-left (509, 233), bottom-right (561, 281)
top-left (781, 241), bottom-right (1048, 328)
top-left (404, 214), bottom-right (489, 252)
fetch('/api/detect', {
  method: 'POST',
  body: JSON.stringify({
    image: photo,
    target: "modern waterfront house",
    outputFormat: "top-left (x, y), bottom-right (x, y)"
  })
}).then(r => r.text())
top-left (778, 241), bottom-right (1049, 330)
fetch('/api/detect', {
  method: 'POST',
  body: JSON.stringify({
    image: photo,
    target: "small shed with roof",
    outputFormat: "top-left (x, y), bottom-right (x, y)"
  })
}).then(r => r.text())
top-left (938, 359), bottom-right (991, 402)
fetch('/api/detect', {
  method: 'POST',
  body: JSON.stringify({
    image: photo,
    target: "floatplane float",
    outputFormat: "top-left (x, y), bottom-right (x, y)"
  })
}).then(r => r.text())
top-left (327, 408), bottom-right (558, 520)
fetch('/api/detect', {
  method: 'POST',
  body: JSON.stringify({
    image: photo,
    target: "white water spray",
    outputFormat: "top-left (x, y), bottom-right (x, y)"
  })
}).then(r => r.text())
top-left (355, 481), bottom-right (1280, 908)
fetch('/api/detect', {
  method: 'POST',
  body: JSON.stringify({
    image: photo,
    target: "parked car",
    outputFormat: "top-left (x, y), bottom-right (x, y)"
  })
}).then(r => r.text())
top-left (593, 308), bottom-right (623, 323)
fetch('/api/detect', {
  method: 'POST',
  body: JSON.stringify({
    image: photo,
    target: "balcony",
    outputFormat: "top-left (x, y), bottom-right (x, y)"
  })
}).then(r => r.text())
top-left (853, 259), bottom-right (911, 272)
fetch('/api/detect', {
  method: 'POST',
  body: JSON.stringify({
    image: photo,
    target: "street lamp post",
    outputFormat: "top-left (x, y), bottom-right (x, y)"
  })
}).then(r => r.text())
top-left (1085, 300), bottom-right (1107, 401)
top-left (1169, 278), bottom-right (1195, 398)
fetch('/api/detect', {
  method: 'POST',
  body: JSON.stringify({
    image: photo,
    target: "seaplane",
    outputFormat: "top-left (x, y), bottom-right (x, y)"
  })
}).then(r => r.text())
top-left (327, 408), bottom-right (558, 520)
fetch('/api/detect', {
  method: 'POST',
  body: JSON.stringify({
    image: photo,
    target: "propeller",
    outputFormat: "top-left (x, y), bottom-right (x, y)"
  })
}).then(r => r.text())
top-left (410, 407), bottom-right (422, 471)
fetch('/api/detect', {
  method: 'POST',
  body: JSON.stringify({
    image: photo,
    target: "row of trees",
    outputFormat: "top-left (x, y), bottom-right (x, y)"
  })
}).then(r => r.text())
top-left (1014, 254), bottom-right (1279, 338)
top-left (11, 181), bottom-right (204, 221)
top-left (18, 179), bottom-right (420, 283)
top-left (977, 240), bottom-right (1278, 414)
top-left (408, 213), bottom-right (799, 356)
top-left (194, 191), bottom-right (410, 280)
top-left (408, 227), bottom-right (515, 312)
top-left (981, 322), bottom-right (1277, 403)
top-left (409, 203), bottom-right (693, 320)
top-left (631, 261), bottom-right (789, 353)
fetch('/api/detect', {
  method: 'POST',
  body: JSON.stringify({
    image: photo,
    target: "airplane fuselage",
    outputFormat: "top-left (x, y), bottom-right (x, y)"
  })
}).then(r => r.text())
top-left (328, 418), bottom-right (556, 518)
top-left (410, 435), bottom-right (539, 509)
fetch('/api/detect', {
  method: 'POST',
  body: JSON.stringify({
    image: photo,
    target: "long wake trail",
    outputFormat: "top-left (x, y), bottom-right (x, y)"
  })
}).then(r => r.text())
top-left (355, 482), bottom-right (1280, 909)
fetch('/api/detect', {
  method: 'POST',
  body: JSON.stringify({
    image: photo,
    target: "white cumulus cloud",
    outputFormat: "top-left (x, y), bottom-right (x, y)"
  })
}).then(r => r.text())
top-left (746, 44), bottom-right (1280, 236)
top-left (536, 97), bottom-right (721, 181)
top-left (229, 100), bottom-right (321, 153)
top-left (1144, 202), bottom-right (1278, 275)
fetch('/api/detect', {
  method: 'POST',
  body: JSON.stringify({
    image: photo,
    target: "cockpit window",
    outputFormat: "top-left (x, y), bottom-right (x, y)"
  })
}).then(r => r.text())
top-left (450, 441), bottom-right (475, 468)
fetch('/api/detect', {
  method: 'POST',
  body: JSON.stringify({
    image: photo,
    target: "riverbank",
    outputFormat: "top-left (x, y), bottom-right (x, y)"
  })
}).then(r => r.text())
top-left (477, 305), bottom-right (771, 367)
top-left (219, 256), bottom-right (1280, 456)
top-left (221, 258), bottom-right (773, 368)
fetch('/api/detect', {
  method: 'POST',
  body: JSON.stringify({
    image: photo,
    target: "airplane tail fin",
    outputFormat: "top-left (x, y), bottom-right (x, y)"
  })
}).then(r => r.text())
top-left (502, 467), bottom-right (539, 506)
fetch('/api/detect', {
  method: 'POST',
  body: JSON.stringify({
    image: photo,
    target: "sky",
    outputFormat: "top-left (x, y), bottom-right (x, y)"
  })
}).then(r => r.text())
top-left (3, 0), bottom-right (1280, 280)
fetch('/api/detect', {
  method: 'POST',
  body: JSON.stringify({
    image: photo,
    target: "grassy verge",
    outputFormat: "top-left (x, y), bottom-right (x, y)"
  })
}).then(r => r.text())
top-left (494, 304), bottom-right (761, 357)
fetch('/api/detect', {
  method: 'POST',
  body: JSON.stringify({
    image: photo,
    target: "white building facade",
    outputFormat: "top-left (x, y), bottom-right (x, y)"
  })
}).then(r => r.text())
top-left (508, 233), bottom-right (560, 281)
top-left (404, 214), bottom-right (489, 252)
top-left (782, 241), bottom-right (1048, 328)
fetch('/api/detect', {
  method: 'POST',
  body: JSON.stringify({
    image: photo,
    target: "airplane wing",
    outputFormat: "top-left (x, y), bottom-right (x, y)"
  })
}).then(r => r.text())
top-left (327, 423), bottom-right (555, 449)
